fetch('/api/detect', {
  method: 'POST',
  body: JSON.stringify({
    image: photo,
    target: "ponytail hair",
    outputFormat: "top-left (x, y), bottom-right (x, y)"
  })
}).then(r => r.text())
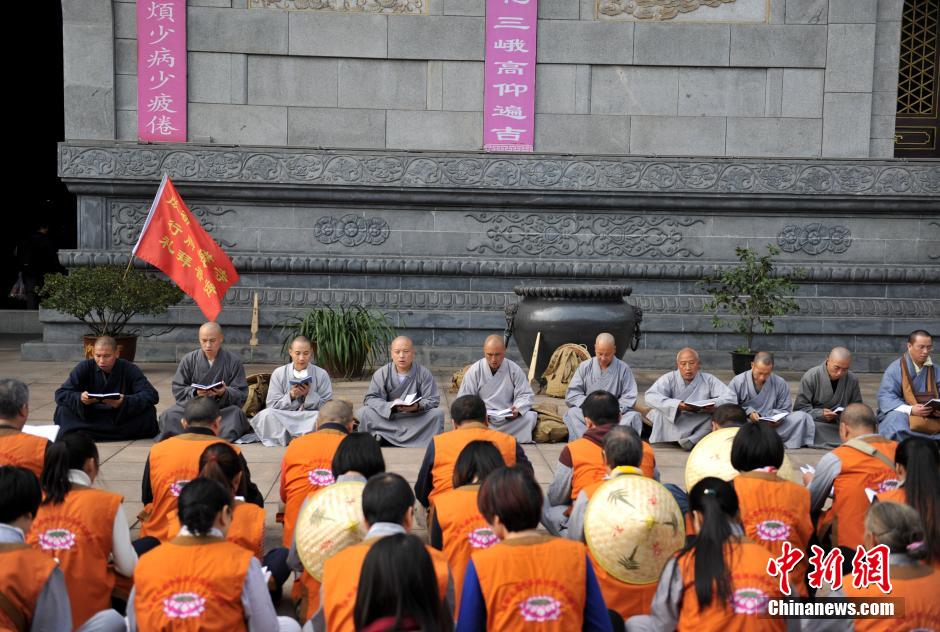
top-left (895, 437), bottom-right (940, 564)
top-left (41, 432), bottom-right (99, 505)
top-left (452, 440), bottom-right (505, 488)
top-left (177, 477), bottom-right (233, 536)
top-left (681, 477), bottom-right (740, 608)
top-left (198, 443), bottom-right (243, 496)
top-left (865, 501), bottom-right (930, 561)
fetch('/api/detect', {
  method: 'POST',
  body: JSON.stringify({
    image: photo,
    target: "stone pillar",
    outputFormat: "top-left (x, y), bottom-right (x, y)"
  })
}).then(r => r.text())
top-left (62, 0), bottom-right (115, 140)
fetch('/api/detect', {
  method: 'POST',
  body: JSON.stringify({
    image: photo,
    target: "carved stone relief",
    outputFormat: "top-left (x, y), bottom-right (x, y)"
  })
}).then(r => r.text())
top-left (599, 0), bottom-right (736, 20)
top-left (313, 214), bottom-right (390, 247)
top-left (777, 224), bottom-right (853, 255)
top-left (249, 0), bottom-right (425, 14)
top-left (109, 201), bottom-right (238, 248)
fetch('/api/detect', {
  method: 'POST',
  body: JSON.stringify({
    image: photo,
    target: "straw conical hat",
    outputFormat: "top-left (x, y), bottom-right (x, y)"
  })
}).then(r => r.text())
top-left (684, 427), bottom-right (800, 491)
top-left (584, 473), bottom-right (685, 585)
top-left (295, 481), bottom-right (366, 581)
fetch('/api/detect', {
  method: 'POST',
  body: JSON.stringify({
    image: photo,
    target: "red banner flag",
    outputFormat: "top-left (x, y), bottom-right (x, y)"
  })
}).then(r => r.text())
top-left (133, 175), bottom-right (239, 321)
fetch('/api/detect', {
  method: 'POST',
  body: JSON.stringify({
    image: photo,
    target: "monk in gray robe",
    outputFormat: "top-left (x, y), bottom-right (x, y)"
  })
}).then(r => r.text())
top-left (456, 334), bottom-right (537, 443)
top-left (645, 348), bottom-right (736, 449)
top-left (357, 336), bottom-right (444, 447)
top-left (564, 332), bottom-right (643, 441)
top-left (158, 322), bottom-right (249, 442)
top-left (728, 351), bottom-right (814, 449)
top-left (250, 336), bottom-right (332, 446)
top-left (794, 346), bottom-right (863, 447)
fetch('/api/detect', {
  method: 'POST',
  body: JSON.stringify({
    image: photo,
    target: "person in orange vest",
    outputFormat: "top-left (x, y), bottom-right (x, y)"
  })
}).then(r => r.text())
top-left (543, 390), bottom-right (657, 537)
top-left (287, 432), bottom-right (387, 624)
top-left (566, 425), bottom-right (665, 622)
top-left (0, 378), bottom-right (49, 477)
top-left (312, 472), bottom-right (453, 632)
top-left (841, 502), bottom-right (940, 631)
top-left (128, 477), bottom-right (301, 631)
top-left (136, 397), bottom-right (262, 554)
top-left (876, 437), bottom-right (940, 566)
top-left (626, 477), bottom-right (786, 631)
top-left (729, 422), bottom-right (812, 597)
top-left (355, 533), bottom-right (455, 632)
top-left (456, 465), bottom-right (612, 631)
top-left (430, 440), bottom-right (506, 613)
top-left (28, 433), bottom-right (133, 631)
top-left (414, 394), bottom-right (530, 510)
top-left (0, 465), bottom-right (73, 632)
top-left (806, 403), bottom-right (899, 551)
top-left (280, 399), bottom-right (355, 548)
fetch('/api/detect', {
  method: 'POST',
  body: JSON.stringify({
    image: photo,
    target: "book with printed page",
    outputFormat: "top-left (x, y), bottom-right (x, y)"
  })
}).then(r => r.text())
top-left (22, 425), bottom-right (60, 442)
top-left (391, 393), bottom-right (422, 407)
top-left (684, 399), bottom-right (717, 412)
top-left (87, 392), bottom-right (122, 400)
top-left (289, 376), bottom-right (313, 387)
top-left (487, 408), bottom-right (513, 419)
top-left (926, 398), bottom-right (940, 412)
top-left (758, 412), bottom-right (788, 423)
top-left (191, 381), bottom-right (224, 391)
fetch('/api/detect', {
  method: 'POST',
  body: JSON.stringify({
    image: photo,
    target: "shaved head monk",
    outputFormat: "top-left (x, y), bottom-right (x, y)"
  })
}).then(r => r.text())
top-left (644, 348), bottom-right (735, 449)
top-left (456, 334), bottom-right (537, 443)
top-left (357, 336), bottom-right (444, 447)
top-left (794, 346), bottom-right (864, 447)
top-left (563, 332), bottom-right (643, 441)
top-left (158, 322), bottom-right (250, 441)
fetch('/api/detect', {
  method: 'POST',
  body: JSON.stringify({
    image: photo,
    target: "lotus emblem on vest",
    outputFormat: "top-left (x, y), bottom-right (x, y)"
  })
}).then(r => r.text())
top-left (467, 527), bottom-right (498, 549)
top-left (38, 528), bottom-right (76, 551)
top-left (163, 592), bottom-right (206, 619)
top-left (731, 588), bottom-right (769, 615)
top-left (170, 480), bottom-right (189, 497)
top-left (756, 520), bottom-right (791, 542)
top-left (307, 468), bottom-right (335, 488)
top-left (518, 595), bottom-right (562, 622)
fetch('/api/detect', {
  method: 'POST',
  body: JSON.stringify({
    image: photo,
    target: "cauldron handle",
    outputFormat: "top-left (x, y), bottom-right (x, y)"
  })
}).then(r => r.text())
top-left (503, 304), bottom-right (518, 347)
top-left (630, 306), bottom-right (643, 352)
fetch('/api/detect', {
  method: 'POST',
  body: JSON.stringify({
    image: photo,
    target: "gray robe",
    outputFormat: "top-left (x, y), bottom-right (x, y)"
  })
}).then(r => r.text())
top-left (794, 362), bottom-right (863, 448)
top-left (729, 370), bottom-right (815, 449)
top-left (456, 358), bottom-right (537, 444)
top-left (356, 362), bottom-right (444, 448)
top-left (249, 363), bottom-right (333, 447)
top-left (563, 357), bottom-right (644, 441)
top-left (158, 348), bottom-right (249, 441)
top-left (645, 370), bottom-right (736, 448)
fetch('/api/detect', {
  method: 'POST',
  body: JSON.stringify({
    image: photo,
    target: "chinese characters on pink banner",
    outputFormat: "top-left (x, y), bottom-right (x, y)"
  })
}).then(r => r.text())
top-left (137, 1), bottom-right (186, 142)
top-left (767, 543), bottom-right (893, 595)
top-left (483, 0), bottom-right (538, 152)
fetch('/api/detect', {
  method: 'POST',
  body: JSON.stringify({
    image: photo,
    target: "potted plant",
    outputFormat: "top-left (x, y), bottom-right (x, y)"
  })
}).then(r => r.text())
top-left (279, 305), bottom-right (396, 379)
top-left (40, 265), bottom-right (184, 361)
top-left (699, 245), bottom-right (802, 374)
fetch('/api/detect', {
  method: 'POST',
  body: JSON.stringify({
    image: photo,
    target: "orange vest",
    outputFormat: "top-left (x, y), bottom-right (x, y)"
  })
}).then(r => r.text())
top-left (435, 484), bottom-right (497, 613)
top-left (28, 485), bottom-right (123, 629)
top-left (568, 438), bottom-right (655, 502)
top-left (322, 537), bottom-right (451, 632)
top-left (472, 535), bottom-right (587, 631)
top-left (429, 423), bottom-right (518, 506)
top-left (845, 564), bottom-right (940, 631)
top-left (675, 541), bottom-right (785, 632)
top-left (0, 543), bottom-right (58, 632)
top-left (167, 501), bottom-right (265, 560)
top-left (820, 437), bottom-right (898, 549)
top-left (134, 536), bottom-right (253, 632)
top-left (0, 428), bottom-right (47, 478)
top-left (281, 428), bottom-right (347, 547)
top-left (733, 472), bottom-right (812, 597)
top-left (140, 433), bottom-right (234, 542)
top-left (580, 481), bottom-right (657, 618)
top-left (875, 487), bottom-right (906, 504)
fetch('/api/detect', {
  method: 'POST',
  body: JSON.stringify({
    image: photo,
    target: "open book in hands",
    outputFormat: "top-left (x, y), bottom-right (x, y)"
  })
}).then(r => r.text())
top-left (391, 393), bottom-right (422, 407)
top-left (86, 392), bottom-right (122, 400)
top-left (684, 399), bottom-right (717, 412)
top-left (758, 412), bottom-right (788, 423)
top-left (192, 381), bottom-right (224, 391)
top-left (487, 408), bottom-right (514, 420)
top-left (289, 376), bottom-right (313, 387)
top-left (925, 398), bottom-right (940, 412)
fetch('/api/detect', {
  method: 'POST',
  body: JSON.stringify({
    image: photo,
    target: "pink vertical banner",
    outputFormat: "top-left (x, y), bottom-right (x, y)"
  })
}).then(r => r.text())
top-left (483, 0), bottom-right (538, 152)
top-left (137, 0), bottom-right (187, 142)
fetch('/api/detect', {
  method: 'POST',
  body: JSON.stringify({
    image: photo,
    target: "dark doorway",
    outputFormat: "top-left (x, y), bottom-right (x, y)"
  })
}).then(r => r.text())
top-left (895, 0), bottom-right (940, 158)
top-left (4, 2), bottom-right (75, 309)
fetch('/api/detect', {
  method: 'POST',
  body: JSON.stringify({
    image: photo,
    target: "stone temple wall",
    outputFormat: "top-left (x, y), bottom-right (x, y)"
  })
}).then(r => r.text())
top-left (65, 0), bottom-right (906, 159)
top-left (30, 141), bottom-right (940, 372)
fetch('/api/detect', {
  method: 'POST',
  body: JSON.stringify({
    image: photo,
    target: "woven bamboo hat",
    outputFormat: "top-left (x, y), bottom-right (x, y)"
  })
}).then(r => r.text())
top-left (584, 472), bottom-right (685, 585)
top-left (295, 481), bottom-right (366, 581)
top-left (684, 427), bottom-right (800, 491)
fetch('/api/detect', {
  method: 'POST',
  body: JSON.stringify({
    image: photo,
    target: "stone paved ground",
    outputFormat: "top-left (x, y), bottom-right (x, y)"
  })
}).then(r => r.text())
top-left (2, 336), bottom-right (884, 613)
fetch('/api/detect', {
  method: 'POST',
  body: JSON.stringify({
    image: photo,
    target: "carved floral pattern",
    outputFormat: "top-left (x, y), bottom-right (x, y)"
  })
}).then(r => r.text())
top-left (110, 202), bottom-right (237, 248)
top-left (313, 214), bottom-right (390, 247)
top-left (59, 144), bottom-right (940, 197)
top-left (777, 224), bottom-right (853, 255)
top-left (249, 0), bottom-right (425, 14)
top-left (599, 0), bottom-right (735, 21)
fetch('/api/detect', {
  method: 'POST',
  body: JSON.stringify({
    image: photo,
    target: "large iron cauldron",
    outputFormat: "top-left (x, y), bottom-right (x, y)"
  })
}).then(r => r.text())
top-left (505, 286), bottom-right (643, 379)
